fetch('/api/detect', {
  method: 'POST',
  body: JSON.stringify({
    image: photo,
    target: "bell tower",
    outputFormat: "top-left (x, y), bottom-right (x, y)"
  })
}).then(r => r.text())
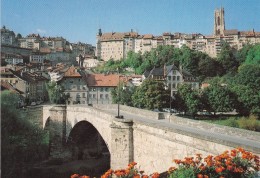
top-left (214, 7), bottom-right (225, 36)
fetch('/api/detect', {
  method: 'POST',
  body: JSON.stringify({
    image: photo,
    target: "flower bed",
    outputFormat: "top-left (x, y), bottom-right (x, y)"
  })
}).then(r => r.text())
top-left (71, 148), bottom-right (259, 178)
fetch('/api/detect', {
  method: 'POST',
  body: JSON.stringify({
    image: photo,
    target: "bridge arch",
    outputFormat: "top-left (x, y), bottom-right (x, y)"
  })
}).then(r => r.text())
top-left (66, 120), bottom-right (110, 160)
top-left (65, 106), bottom-right (114, 153)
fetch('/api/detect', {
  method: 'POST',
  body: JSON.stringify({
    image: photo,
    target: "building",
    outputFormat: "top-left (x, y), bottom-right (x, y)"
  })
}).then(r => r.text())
top-left (59, 66), bottom-right (88, 105)
top-left (7, 69), bottom-right (48, 104)
top-left (1, 26), bottom-right (16, 45)
top-left (19, 34), bottom-right (41, 50)
top-left (96, 8), bottom-right (260, 59)
top-left (214, 7), bottom-right (225, 36)
top-left (86, 74), bottom-right (120, 104)
top-left (30, 53), bottom-right (47, 63)
top-left (143, 65), bottom-right (199, 96)
top-left (1, 53), bottom-right (24, 65)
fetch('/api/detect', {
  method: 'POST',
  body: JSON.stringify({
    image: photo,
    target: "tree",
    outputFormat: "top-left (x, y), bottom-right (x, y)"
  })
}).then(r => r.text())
top-left (231, 85), bottom-right (260, 117)
top-left (175, 84), bottom-right (200, 116)
top-left (46, 81), bottom-right (67, 104)
top-left (234, 64), bottom-right (260, 90)
top-left (244, 44), bottom-right (260, 65)
top-left (111, 82), bottom-right (135, 106)
top-left (217, 42), bottom-right (239, 74)
top-left (132, 79), bottom-right (169, 110)
top-left (236, 44), bottom-right (252, 65)
top-left (197, 55), bottom-right (223, 81)
top-left (202, 84), bottom-right (235, 115)
top-left (1, 91), bottom-right (48, 178)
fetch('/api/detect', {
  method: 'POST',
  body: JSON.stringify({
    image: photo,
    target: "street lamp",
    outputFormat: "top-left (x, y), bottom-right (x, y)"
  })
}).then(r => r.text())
top-left (115, 72), bottom-right (124, 119)
top-left (165, 81), bottom-right (172, 114)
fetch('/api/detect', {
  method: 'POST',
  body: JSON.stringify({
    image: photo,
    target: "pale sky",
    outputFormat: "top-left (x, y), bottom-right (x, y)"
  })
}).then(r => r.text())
top-left (2, 0), bottom-right (260, 45)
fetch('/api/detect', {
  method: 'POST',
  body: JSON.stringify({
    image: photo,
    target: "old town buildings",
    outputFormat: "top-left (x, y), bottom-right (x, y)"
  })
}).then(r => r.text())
top-left (96, 7), bottom-right (260, 61)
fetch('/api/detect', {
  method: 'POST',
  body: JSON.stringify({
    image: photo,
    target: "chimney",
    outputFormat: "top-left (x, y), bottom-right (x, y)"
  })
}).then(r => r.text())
top-left (163, 64), bottom-right (166, 78)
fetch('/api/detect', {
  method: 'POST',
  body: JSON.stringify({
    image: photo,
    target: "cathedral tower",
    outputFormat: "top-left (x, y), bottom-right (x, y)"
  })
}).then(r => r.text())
top-left (214, 7), bottom-right (225, 36)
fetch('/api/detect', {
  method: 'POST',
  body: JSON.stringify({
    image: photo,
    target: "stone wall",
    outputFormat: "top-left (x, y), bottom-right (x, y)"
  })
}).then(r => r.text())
top-left (169, 114), bottom-right (260, 142)
top-left (133, 122), bottom-right (236, 175)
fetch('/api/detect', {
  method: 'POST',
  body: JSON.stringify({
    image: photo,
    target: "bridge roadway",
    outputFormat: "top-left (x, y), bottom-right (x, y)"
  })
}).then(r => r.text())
top-left (101, 107), bottom-right (260, 153)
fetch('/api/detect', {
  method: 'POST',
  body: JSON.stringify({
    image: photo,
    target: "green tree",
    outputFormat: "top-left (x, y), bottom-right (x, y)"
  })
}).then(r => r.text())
top-left (234, 64), bottom-right (260, 90)
top-left (132, 79), bottom-right (169, 110)
top-left (217, 42), bottom-right (239, 74)
top-left (232, 85), bottom-right (260, 117)
top-left (175, 84), bottom-right (200, 116)
top-left (197, 54), bottom-right (223, 81)
top-left (1, 91), bottom-right (48, 178)
top-left (244, 44), bottom-right (260, 65)
top-left (202, 84), bottom-right (235, 115)
top-left (111, 82), bottom-right (135, 106)
top-left (236, 44), bottom-right (252, 65)
top-left (46, 81), bottom-right (67, 104)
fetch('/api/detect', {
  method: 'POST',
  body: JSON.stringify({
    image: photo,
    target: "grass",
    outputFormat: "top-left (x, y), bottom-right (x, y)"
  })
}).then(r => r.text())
top-left (202, 115), bottom-right (260, 132)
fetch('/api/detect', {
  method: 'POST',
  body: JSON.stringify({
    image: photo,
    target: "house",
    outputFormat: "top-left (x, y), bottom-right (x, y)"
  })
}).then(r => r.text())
top-left (143, 65), bottom-right (199, 97)
top-left (59, 66), bottom-right (88, 105)
top-left (85, 74), bottom-right (121, 104)
top-left (8, 69), bottom-right (48, 104)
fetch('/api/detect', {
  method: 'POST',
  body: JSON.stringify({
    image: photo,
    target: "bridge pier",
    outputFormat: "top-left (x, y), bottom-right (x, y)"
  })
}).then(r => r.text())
top-left (49, 105), bottom-right (67, 159)
top-left (110, 118), bottom-right (134, 170)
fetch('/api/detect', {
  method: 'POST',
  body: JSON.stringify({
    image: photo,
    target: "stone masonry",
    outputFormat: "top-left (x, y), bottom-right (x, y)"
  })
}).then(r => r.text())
top-left (40, 104), bottom-right (260, 174)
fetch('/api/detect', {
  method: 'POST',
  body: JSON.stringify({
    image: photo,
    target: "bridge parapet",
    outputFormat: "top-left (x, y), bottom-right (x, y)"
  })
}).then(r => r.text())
top-left (169, 114), bottom-right (260, 142)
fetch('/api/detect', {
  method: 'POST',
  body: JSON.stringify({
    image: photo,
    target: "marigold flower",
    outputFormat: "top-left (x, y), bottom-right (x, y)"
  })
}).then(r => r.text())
top-left (71, 174), bottom-right (80, 178)
top-left (197, 173), bottom-right (203, 178)
top-left (151, 172), bottom-right (160, 178)
top-left (173, 159), bottom-right (182, 164)
top-left (215, 167), bottom-right (224, 173)
top-left (80, 176), bottom-right (90, 178)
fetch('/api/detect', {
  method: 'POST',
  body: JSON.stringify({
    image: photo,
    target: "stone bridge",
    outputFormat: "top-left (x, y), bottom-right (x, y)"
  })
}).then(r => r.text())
top-left (39, 104), bottom-right (260, 174)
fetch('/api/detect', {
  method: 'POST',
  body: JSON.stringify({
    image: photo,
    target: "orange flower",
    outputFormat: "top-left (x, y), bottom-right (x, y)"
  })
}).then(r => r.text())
top-left (80, 176), bottom-right (90, 178)
top-left (173, 159), bottom-right (182, 164)
top-left (215, 167), bottom-right (224, 173)
top-left (151, 172), bottom-right (160, 178)
top-left (133, 175), bottom-right (140, 178)
top-left (71, 174), bottom-right (80, 178)
top-left (197, 174), bottom-right (203, 178)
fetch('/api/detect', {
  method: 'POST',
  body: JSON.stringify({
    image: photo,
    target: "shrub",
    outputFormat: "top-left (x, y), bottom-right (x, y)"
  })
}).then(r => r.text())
top-left (170, 148), bottom-right (259, 178)
top-left (71, 148), bottom-right (259, 178)
top-left (238, 115), bottom-right (260, 131)
top-left (223, 117), bottom-right (239, 128)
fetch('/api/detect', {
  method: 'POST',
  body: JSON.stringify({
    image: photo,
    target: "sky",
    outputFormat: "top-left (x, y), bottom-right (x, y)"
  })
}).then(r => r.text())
top-left (1, 0), bottom-right (260, 45)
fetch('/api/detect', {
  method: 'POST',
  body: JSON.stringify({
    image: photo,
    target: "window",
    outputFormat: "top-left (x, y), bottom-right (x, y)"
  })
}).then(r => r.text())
top-left (100, 94), bottom-right (103, 99)
top-left (173, 76), bottom-right (176, 80)
top-left (100, 87), bottom-right (103, 92)
top-left (82, 93), bottom-right (85, 98)
top-left (177, 76), bottom-right (180, 81)
top-left (105, 94), bottom-right (109, 99)
top-left (168, 76), bottom-right (171, 81)
top-left (93, 94), bottom-right (96, 98)
top-left (105, 88), bottom-right (109, 92)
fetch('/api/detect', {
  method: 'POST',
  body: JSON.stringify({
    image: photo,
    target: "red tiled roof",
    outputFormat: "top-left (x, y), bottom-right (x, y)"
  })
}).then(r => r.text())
top-left (63, 66), bottom-right (82, 78)
top-left (224, 29), bottom-right (238, 36)
top-left (143, 34), bottom-right (153, 39)
top-left (86, 74), bottom-right (124, 87)
top-left (0, 81), bottom-right (23, 94)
